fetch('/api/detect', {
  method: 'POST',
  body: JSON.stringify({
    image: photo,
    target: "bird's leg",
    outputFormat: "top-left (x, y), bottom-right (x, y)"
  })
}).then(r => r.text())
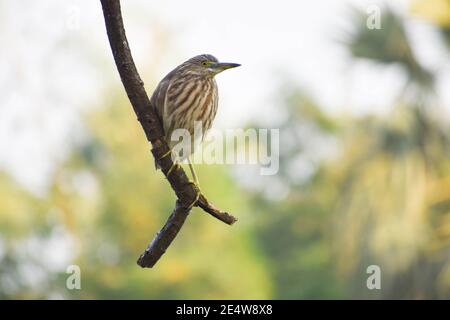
top-left (186, 182), bottom-right (201, 209)
top-left (161, 150), bottom-right (200, 208)
top-left (187, 156), bottom-right (200, 189)
top-left (158, 149), bottom-right (179, 176)
top-left (158, 148), bottom-right (180, 177)
top-left (158, 148), bottom-right (173, 161)
top-left (167, 160), bottom-right (180, 177)
top-left (186, 156), bottom-right (201, 208)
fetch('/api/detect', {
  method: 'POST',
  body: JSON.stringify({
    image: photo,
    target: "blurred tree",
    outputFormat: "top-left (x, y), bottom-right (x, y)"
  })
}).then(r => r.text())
top-left (1, 2), bottom-right (450, 301)
top-left (248, 89), bottom-right (344, 299)
top-left (346, 7), bottom-right (434, 91)
top-left (0, 92), bottom-right (272, 299)
top-left (249, 5), bottom-right (450, 299)
top-left (411, 0), bottom-right (450, 48)
top-left (333, 6), bottom-right (450, 298)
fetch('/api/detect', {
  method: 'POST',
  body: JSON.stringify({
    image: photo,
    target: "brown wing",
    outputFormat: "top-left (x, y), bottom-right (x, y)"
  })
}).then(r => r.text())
top-left (150, 77), bottom-right (171, 135)
top-left (150, 69), bottom-right (179, 169)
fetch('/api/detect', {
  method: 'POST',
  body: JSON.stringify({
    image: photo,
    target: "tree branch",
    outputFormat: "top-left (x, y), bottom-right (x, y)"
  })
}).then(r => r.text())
top-left (100, 0), bottom-right (237, 268)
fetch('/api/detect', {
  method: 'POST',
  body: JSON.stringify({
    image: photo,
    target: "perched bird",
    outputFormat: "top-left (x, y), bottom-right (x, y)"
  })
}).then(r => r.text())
top-left (150, 54), bottom-right (240, 187)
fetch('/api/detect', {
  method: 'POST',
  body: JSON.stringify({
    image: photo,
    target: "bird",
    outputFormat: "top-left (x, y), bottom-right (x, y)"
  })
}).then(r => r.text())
top-left (150, 54), bottom-right (240, 193)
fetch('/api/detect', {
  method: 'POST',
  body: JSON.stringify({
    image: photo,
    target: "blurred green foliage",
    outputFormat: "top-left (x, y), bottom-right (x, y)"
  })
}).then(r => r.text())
top-left (1, 2), bottom-right (450, 299)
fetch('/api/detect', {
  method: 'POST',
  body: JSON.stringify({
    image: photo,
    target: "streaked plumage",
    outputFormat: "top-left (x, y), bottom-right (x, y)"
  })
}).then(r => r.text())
top-left (150, 54), bottom-right (239, 163)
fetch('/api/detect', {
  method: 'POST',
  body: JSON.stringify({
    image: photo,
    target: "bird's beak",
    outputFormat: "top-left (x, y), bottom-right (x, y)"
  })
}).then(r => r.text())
top-left (212, 62), bottom-right (241, 74)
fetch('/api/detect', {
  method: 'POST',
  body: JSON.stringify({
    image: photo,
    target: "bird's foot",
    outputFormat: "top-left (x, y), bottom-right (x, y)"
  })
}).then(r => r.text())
top-left (186, 181), bottom-right (201, 209)
top-left (158, 149), bottom-right (173, 161)
top-left (167, 162), bottom-right (180, 177)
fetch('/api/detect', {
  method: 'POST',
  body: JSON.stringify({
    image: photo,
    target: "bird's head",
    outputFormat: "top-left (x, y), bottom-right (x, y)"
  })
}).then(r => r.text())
top-left (183, 54), bottom-right (240, 77)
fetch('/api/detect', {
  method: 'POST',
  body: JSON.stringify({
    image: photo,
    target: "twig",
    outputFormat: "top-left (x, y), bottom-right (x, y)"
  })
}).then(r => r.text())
top-left (100, 0), bottom-right (237, 268)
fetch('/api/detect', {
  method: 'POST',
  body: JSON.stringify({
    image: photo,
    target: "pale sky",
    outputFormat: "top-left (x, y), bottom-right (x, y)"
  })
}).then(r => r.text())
top-left (0, 0), bottom-right (449, 194)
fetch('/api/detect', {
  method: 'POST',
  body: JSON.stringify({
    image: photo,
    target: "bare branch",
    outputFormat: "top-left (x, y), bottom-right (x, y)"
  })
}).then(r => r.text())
top-left (137, 200), bottom-right (190, 268)
top-left (99, 0), bottom-right (237, 268)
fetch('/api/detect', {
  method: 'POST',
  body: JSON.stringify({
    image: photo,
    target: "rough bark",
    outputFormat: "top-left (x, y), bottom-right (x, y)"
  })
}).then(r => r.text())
top-left (100, 0), bottom-right (237, 268)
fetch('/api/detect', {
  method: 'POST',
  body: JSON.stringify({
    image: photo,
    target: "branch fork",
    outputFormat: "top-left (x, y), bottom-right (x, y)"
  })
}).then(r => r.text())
top-left (100, 0), bottom-right (237, 268)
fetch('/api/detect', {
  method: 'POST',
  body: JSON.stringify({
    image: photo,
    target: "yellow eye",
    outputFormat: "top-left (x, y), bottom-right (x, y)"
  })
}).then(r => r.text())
top-left (202, 61), bottom-right (208, 66)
